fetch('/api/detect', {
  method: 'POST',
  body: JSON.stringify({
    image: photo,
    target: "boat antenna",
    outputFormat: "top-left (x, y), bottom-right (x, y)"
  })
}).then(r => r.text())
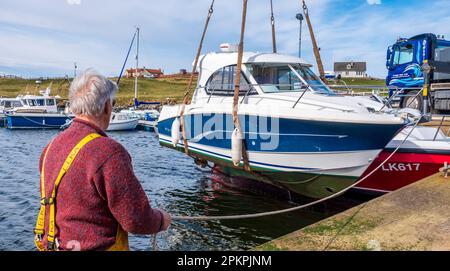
top-left (302, 0), bottom-right (327, 83)
top-left (232, 0), bottom-right (251, 172)
top-left (178, 0), bottom-right (215, 155)
top-left (134, 27), bottom-right (140, 109)
top-left (270, 0), bottom-right (277, 53)
top-left (117, 28), bottom-right (138, 87)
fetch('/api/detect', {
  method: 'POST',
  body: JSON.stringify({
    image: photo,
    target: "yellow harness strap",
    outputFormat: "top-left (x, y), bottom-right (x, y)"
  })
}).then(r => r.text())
top-left (106, 225), bottom-right (129, 251)
top-left (34, 133), bottom-right (102, 251)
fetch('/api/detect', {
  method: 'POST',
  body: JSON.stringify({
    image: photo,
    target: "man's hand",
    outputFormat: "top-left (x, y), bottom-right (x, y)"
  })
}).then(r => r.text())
top-left (158, 209), bottom-right (172, 231)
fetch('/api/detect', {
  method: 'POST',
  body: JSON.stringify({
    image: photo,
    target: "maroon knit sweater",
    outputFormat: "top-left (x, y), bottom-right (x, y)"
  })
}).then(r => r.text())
top-left (38, 118), bottom-right (163, 251)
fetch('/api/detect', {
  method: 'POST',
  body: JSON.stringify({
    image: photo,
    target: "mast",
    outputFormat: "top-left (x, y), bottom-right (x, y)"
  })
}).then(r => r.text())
top-left (134, 27), bottom-right (140, 109)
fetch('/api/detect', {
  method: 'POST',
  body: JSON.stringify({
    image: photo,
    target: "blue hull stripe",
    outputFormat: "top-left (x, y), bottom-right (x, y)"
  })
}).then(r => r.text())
top-left (159, 113), bottom-right (403, 153)
top-left (160, 137), bottom-right (319, 171)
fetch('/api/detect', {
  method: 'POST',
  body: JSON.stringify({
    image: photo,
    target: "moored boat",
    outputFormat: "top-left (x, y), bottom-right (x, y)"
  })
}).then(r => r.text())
top-left (3, 92), bottom-right (73, 129)
top-left (355, 126), bottom-right (450, 194)
top-left (107, 112), bottom-right (139, 131)
top-left (5, 112), bottom-right (72, 129)
top-left (158, 47), bottom-right (412, 198)
top-left (121, 108), bottom-right (160, 131)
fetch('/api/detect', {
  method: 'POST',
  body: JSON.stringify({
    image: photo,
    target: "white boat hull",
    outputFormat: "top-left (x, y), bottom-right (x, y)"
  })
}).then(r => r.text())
top-left (107, 118), bottom-right (139, 131)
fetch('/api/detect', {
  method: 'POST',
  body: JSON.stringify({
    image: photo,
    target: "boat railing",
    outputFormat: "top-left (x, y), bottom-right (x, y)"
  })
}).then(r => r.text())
top-left (329, 85), bottom-right (426, 111)
top-left (195, 84), bottom-right (356, 112)
top-left (425, 114), bottom-right (450, 141)
top-left (195, 83), bottom-right (427, 113)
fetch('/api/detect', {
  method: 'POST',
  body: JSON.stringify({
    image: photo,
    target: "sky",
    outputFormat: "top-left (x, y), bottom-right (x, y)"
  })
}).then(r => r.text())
top-left (0, 0), bottom-right (449, 79)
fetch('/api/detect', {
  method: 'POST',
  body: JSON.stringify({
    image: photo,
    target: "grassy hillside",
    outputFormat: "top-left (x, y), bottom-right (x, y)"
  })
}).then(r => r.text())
top-left (331, 77), bottom-right (386, 86)
top-left (0, 76), bottom-right (385, 105)
top-left (0, 76), bottom-right (192, 106)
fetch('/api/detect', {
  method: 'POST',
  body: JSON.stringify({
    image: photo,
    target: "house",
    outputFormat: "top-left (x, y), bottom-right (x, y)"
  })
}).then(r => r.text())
top-left (334, 61), bottom-right (367, 78)
top-left (125, 67), bottom-right (164, 78)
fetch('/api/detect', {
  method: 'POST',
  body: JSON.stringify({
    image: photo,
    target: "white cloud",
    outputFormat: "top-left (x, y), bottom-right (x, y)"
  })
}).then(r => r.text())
top-left (367, 0), bottom-right (382, 5)
top-left (0, 0), bottom-right (449, 78)
top-left (67, 0), bottom-right (81, 5)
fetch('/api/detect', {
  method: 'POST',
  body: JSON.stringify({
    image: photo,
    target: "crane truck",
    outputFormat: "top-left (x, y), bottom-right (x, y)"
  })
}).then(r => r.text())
top-left (386, 33), bottom-right (450, 113)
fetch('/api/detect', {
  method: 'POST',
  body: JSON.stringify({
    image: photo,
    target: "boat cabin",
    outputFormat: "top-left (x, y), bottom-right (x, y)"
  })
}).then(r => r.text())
top-left (192, 44), bottom-right (334, 104)
top-left (0, 98), bottom-right (24, 112)
top-left (190, 44), bottom-right (386, 114)
top-left (2, 95), bottom-right (58, 113)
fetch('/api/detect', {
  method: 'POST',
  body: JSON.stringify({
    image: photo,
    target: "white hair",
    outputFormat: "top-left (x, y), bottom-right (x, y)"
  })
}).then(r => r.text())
top-left (69, 68), bottom-right (117, 117)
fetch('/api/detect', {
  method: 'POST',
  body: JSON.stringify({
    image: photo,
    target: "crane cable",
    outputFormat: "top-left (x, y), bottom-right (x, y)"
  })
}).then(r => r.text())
top-left (270, 0), bottom-right (277, 53)
top-left (178, 0), bottom-right (215, 155)
top-left (301, 0), bottom-right (327, 83)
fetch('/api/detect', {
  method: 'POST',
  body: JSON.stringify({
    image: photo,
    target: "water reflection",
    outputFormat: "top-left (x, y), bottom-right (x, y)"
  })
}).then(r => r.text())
top-left (0, 128), bottom-right (366, 251)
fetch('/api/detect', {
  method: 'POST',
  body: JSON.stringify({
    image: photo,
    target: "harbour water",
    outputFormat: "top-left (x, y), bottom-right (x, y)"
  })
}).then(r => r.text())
top-left (0, 128), bottom-right (366, 251)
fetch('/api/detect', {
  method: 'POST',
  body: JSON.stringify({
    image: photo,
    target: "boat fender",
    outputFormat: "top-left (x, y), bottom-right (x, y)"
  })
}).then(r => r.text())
top-left (171, 117), bottom-right (181, 147)
top-left (231, 128), bottom-right (243, 166)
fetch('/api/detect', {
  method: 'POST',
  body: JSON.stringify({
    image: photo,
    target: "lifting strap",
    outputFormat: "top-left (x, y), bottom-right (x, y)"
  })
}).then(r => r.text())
top-left (34, 133), bottom-right (102, 251)
top-left (233, 0), bottom-right (251, 172)
top-left (179, 0), bottom-right (215, 155)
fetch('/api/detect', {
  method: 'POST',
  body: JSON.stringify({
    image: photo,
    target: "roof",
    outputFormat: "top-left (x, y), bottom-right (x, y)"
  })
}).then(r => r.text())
top-left (126, 68), bottom-right (163, 74)
top-left (197, 51), bottom-right (311, 86)
top-left (334, 62), bottom-right (366, 72)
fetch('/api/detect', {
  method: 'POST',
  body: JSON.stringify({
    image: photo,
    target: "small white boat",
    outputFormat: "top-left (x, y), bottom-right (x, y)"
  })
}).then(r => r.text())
top-left (107, 112), bottom-right (139, 131)
top-left (121, 108), bottom-right (160, 131)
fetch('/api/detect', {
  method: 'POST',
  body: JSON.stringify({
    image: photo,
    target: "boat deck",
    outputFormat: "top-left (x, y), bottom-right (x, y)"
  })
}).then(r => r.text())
top-left (421, 117), bottom-right (450, 136)
top-left (255, 172), bottom-right (450, 251)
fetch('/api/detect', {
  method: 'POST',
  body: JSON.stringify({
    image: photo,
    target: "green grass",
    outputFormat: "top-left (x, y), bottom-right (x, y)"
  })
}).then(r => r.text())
top-left (0, 76), bottom-right (385, 105)
top-left (0, 77), bottom-right (191, 106)
top-left (331, 77), bottom-right (386, 86)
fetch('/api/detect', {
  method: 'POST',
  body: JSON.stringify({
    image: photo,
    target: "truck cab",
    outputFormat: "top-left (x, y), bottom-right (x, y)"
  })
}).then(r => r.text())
top-left (386, 33), bottom-right (450, 111)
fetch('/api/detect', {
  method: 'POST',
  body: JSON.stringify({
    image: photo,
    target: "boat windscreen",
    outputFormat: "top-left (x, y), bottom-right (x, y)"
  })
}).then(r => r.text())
top-left (246, 63), bottom-right (334, 95)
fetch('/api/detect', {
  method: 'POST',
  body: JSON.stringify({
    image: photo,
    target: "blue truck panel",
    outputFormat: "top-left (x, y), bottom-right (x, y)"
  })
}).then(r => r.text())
top-left (386, 34), bottom-right (450, 109)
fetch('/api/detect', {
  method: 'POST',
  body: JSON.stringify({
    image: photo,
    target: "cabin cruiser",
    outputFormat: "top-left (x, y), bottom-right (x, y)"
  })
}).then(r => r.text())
top-left (158, 47), bottom-right (413, 198)
top-left (2, 89), bottom-right (73, 129)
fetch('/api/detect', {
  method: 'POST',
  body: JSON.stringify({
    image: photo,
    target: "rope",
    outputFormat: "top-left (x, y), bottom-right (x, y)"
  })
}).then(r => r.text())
top-left (170, 115), bottom-right (423, 221)
top-left (8, 114), bottom-right (72, 128)
top-left (179, 0), bottom-right (215, 155)
top-left (322, 202), bottom-right (366, 250)
top-left (152, 234), bottom-right (157, 251)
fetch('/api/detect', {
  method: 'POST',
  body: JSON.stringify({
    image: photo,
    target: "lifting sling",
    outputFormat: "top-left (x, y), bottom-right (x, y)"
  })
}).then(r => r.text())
top-left (34, 133), bottom-right (129, 251)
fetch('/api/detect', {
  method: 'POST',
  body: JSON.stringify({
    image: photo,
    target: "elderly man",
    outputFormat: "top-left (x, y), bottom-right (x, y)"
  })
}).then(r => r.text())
top-left (34, 69), bottom-right (171, 251)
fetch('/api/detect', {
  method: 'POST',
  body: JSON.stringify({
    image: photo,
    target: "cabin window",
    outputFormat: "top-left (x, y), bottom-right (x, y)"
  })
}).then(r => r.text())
top-left (247, 63), bottom-right (333, 94)
top-left (27, 99), bottom-right (36, 106)
top-left (36, 99), bottom-right (45, 106)
top-left (46, 99), bottom-right (55, 106)
top-left (393, 44), bottom-right (414, 66)
top-left (12, 101), bottom-right (23, 107)
top-left (206, 65), bottom-right (253, 96)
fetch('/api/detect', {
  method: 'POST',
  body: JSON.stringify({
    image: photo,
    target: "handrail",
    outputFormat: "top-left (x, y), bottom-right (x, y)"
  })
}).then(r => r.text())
top-left (433, 115), bottom-right (446, 141)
